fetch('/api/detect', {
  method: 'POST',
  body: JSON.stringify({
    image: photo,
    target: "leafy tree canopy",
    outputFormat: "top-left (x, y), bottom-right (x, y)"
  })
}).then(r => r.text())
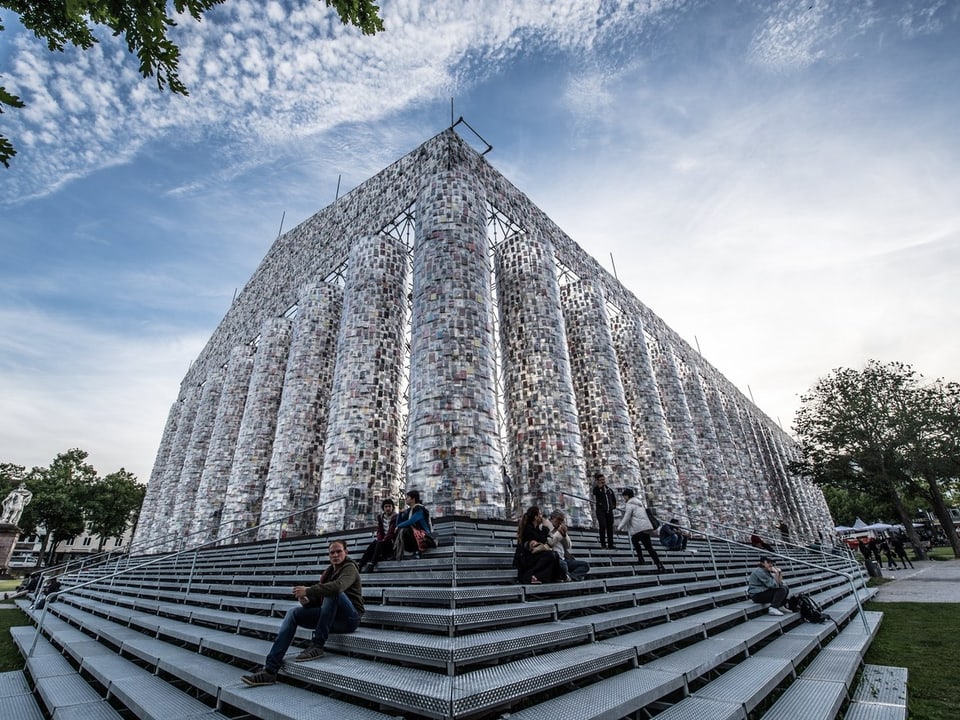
top-left (0, 0), bottom-right (385, 167)
top-left (793, 360), bottom-right (960, 558)
top-left (84, 468), bottom-right (145, 550)
top-left (6, 448), bottom-right (144, 563)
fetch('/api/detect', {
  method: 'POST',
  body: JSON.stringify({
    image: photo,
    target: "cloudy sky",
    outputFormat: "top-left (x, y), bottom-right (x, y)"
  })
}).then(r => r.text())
top-left (2, 0), bottom-right (958, 483)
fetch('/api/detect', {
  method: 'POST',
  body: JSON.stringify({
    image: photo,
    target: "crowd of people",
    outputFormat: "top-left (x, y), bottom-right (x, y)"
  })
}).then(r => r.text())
top-left (513, 474), bottom-right (708, 584)
top-left (10, 474), bottom-right (925, 692)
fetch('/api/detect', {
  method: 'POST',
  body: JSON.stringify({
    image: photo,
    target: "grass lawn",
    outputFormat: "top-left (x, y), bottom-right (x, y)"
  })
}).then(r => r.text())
top-left (926, 546), bottom-right (957, 561)
top-left (864, 601), bottom-right (960, 720)
top-left (1, 579), bottom-right (30, 672)
top-left (0, 607), bottom-right (30, 672)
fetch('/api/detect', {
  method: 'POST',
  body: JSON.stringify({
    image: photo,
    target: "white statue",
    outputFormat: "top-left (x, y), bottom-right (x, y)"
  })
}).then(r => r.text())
top-left (1, 484), bottom-right (33, 526)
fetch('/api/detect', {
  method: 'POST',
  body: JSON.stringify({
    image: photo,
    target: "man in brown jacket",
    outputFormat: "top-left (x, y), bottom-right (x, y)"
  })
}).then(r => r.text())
top-left (242, 539), bottom-right (364, 686)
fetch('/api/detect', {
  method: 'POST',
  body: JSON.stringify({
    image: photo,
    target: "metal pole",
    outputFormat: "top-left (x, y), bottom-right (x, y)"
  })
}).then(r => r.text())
top-left (273, 525), bottom-right (283, 565)
top-left (185, 548), bottom-right (199, 596)
top-left (706, 534), bottom-right (719, 582)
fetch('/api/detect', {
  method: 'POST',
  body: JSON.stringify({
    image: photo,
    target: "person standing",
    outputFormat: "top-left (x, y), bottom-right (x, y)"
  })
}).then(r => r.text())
top-left (748, 556), bottom-right (790, 616)
top-left (879, 538), bottom-right (897, 570)
top-left (617, 488), bottom-right (665, 572)
top-left (891, 533), bottom-right (915, 569)
top-left (592, 473), bottom-right (617, 549)
top-left (241, 540), bottom-right (363, 686)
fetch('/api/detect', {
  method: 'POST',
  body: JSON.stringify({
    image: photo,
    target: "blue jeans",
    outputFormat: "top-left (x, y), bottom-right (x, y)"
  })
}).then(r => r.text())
top-left (660, 533), bottom-right (686, 551)
top-left (559, 558), bottom-right (590, 580)
top-left (264, 593), bottom-right (360, 672)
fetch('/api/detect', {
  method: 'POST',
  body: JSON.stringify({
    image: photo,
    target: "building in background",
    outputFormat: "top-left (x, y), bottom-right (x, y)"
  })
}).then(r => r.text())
top-left (133, 128), bottom-right (833, 552)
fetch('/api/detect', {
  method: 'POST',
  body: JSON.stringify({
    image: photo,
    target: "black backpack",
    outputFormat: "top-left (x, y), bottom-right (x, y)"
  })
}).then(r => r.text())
top-left (790, 593), bottom-right (827, 623)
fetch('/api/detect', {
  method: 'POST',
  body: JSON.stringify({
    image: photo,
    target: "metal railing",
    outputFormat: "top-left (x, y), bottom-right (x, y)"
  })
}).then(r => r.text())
top-left (560, 490), bottom-right (870, 632)
top-left (661, 519), bottom-right (872, 633)
top-left (25, 496), bottom-right (345, 659)
top-left (30, 507), bottom-right (257, 583)
top-left (702, 518), bottom-right (862, 573)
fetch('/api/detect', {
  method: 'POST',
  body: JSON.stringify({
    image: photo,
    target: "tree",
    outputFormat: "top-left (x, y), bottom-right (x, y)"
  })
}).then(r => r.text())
top-left (0, 0), bottom-right (385, 167)
top-left (0, 461), bottom-right (27, 492)
top-left (20, 448), bottom-right (97, 563)
top-left (792, 361), bottom-right (960, 559)
top-left (820, 485), bottom-right (902, 528)
top-left (84, 468), bottom-right (145, 551)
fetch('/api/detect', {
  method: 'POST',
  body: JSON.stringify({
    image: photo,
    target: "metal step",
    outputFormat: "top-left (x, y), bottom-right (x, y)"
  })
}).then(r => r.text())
top-left (844, 664), bottom-right (908, 720)
top-left (0, 670), bottom-right (44, 720)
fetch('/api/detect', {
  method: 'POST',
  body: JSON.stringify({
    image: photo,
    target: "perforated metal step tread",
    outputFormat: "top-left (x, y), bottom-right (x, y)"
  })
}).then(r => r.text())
top-left (503, 667), bottom-right (684, 720)
top-left (452, 642), bottom-right (638, 716)
top-left (0, 670), bottom-right (44, 720)
top-left (761, 677), bottom-right (846, 720)
top-left (691, 655), bottom-right (794, 712)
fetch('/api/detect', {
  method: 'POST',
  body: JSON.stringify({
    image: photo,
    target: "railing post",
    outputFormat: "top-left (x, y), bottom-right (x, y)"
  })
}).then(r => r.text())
top-left (847, 572), bottom-right (871, 633)
top-left (26, 601), bottom-right (49, 659)
top-left (273, 524), bottom-right (283, 565)
top-left (706, 534), bottom-right (720, 582)
top-left (185, 548), bottom-right (200, 595)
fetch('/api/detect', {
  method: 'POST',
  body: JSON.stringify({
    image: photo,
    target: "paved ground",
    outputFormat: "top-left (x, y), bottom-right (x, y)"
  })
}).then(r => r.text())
top-left (869, 558), bottom-right (960, 603)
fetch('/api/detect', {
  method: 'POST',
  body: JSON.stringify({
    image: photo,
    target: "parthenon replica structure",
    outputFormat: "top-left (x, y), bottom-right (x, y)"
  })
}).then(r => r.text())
top-left (133, 128), bottom-right (832, 552)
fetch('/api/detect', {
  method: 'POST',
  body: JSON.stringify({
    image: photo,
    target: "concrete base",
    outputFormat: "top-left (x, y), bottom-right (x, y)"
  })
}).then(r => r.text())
top-left (0, 523), bottom-right (22, 573)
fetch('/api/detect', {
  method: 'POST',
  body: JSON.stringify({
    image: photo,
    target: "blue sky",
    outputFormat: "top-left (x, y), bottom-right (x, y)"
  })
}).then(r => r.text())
top-left (2, 0), bottom-right (958, 483)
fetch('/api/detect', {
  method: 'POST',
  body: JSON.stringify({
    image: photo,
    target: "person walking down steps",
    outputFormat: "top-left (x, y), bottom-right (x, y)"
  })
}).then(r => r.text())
top-left (617, 488), bottom-right (665, 573)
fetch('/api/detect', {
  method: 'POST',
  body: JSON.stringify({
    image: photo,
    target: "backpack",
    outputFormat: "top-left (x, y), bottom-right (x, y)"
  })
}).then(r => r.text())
top-left (791, 592), bottom-right (827, 623)
top-left (645, 507), bottom-right (661, 532)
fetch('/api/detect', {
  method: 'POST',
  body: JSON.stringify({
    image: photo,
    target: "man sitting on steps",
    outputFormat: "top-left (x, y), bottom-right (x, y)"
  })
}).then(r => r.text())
top-left (747, 556), bottom-right (790, 616)
top-left (242, 539), bottom-right (364, 686)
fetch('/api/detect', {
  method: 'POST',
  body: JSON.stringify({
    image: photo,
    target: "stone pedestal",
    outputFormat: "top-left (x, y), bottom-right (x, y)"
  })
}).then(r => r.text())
top-left (0, 523), bottom-right (21, 574)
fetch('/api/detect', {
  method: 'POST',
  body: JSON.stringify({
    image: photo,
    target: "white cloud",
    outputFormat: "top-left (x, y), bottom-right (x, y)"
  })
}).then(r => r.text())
top-left (0, 308), bottom-right (207, 480)
top-left (2, 0), bottom-right (693, 204)
top-left (1, 0), bottom-right (957, 480)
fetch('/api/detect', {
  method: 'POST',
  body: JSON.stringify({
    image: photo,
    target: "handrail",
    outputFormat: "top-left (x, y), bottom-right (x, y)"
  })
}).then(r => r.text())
top-left (29, 507), bottom-right (256, 581)
top-left (703, 518), bottom-right (861, 571)
top-left (25, 496), bottom-right (346, 659)
top-left (561, 490), bottom-right (869, 632)
top-left (670, 518), bottom-right (871, 633)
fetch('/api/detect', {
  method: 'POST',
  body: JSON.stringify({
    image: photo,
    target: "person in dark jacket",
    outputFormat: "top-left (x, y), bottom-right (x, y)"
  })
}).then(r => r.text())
top-left (242, 539), bottom-right (363, 686)
top-left (394, 489), bottom-right (435, 560)
top-left (592, 473), bottom-right (617, 549)
top-left (515, 506), bottom-right (563, 584)
top-left (659, 518), bottom-right (690, 551)
top-left (359, 498), bottom-right (398, 572)
top-left (891, 533), bottom-right (914, 569)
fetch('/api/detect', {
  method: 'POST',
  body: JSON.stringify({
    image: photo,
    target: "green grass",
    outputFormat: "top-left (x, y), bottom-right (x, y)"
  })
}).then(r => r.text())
top-left (0, 607), bottom-right (30, 672)
top-left (0, 579), bottom-right (20, 592)
top-left (864, 601), bottom-right (960, 720)
top-left (926, 546), bottom-right (956, 561)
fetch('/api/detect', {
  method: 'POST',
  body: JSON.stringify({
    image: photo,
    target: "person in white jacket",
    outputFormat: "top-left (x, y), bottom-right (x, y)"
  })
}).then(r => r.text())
top-left (617, 488), bottom-right (666, 572)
